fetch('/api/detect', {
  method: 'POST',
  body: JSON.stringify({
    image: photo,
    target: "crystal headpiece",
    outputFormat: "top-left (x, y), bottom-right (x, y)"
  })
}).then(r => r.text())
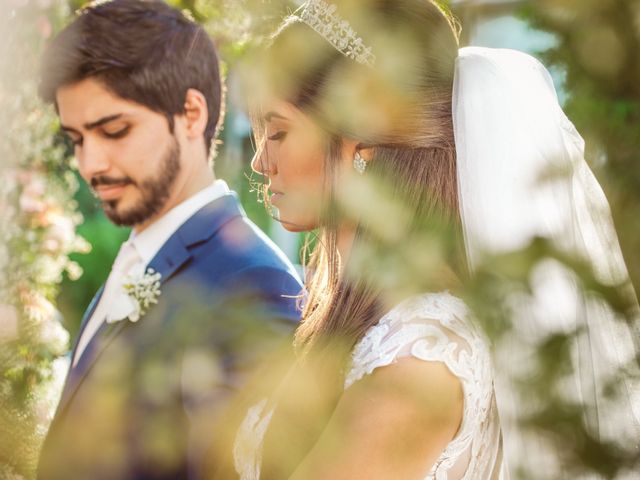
top-left (295, 0), bottom-right (376, 67)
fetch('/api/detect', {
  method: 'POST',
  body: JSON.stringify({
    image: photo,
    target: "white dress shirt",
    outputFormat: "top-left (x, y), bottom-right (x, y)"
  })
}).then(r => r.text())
top-left (129, 179), bottom-right (231, 266)
top-left (72, 180), bottom-right (231, 367)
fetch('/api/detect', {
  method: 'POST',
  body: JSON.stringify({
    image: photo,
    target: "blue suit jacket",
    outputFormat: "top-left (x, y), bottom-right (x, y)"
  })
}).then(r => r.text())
top-left (37, 194), bottom-right (302, 480)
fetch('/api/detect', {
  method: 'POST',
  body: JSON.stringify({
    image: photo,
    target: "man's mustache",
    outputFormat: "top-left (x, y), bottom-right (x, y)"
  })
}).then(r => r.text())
top-left (91, 176), bottom-right (134, 188)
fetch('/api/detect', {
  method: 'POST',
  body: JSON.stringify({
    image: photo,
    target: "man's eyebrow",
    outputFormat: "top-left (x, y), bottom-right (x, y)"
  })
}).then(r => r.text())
top-left (84, 113), bottom-right (124, 130)
top-left (263, 111), bottom-right (288, 122)
top-left (60, 113), bottom-right (125, 133)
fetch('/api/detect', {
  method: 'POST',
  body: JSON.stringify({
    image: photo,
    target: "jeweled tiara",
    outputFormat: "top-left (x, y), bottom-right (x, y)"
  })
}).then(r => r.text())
top-left (294, 0), bottom-right (376, 67)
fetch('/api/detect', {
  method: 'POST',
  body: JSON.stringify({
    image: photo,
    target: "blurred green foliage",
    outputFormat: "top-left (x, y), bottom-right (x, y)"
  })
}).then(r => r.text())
top-left (519, 0), bottom-right (640, 292)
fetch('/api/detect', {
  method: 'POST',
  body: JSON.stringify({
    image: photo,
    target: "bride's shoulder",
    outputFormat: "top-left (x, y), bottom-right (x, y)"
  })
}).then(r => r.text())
top-left (353, 291), bottom-right (484, 355)
top-left (346, 291), bottom-right (491, 389)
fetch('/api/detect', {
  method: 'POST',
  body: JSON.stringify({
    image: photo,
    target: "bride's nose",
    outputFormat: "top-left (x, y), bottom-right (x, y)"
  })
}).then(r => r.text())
top-left (251, 143), bottom-right (276, 176)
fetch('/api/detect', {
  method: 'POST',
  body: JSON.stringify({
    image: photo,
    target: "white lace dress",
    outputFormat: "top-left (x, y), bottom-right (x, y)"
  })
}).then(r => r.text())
top-left (234, 292), bottom-right (507, 479)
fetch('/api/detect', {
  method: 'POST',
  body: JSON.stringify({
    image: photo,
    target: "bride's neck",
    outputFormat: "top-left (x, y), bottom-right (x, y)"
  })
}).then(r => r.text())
top-left (336, 225), bottom-right (463, 296)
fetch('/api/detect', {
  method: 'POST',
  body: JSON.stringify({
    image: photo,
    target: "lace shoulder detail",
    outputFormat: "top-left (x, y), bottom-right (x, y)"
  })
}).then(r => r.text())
top-left (345, 292), bottom-right (487, 387)
top-left (345, 292), bottom-right (495, 478)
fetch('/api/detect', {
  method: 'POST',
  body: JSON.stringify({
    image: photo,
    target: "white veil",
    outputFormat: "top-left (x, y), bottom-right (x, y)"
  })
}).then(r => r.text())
top-left (453, 46), bottom-right (640, 478)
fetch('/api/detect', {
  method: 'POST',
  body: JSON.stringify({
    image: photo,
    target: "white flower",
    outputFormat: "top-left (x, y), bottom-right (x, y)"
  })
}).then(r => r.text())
top-left (38, 313), bottom-right (70, 355)
top-left (23, 292), bottom-right (56, 323)
top-left (33, 255), bottom-right (66, 284)
top-left (106, 268), bottom-right (162, 324)
top-left (42, 214), bottom-right (75, 253)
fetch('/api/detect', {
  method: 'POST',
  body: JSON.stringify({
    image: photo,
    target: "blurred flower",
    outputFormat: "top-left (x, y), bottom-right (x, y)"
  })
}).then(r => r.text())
top-left (18, 173), bottom-right (47, 214)
top-left (42, 214), bottom-right (75, 253)
top-left (33, 255), bottom-right (66, 284)
top-left (22, 291), bottom-right (56, 324)
top-left (38, 313), bottom-right (69, 355)
top-left (73, 236), bottom-right (92, 255)
top-left (0, 304), bottom-right (19, 342)
top-left (65, 260), bottom-right (83, 282)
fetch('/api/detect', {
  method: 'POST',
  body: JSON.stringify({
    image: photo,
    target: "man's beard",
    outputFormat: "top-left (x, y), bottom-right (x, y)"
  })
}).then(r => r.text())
top-left (95, 138), bottom-right (181, 227)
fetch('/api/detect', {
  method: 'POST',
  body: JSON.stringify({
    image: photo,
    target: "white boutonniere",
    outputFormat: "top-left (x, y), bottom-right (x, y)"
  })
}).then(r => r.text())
top-left (106, 268), bottom-right (162, 324)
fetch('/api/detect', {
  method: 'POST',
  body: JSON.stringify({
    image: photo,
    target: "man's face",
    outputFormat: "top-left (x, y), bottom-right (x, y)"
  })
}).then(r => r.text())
top-left (57, 78), bottom-right (182, 227)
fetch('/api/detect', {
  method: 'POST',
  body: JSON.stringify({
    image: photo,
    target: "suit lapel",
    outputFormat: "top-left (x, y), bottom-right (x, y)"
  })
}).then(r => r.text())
top-left (146, 233), bottom-right (192, 287)
top-left (176, 193), bottom-right (245, 248)
top-left (55, 194), bottom-right (245, 417)
top-left (145, 194), bottom-right (244, 280)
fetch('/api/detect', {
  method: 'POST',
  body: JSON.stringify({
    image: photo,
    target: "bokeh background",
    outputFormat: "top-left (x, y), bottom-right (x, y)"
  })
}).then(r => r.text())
top-left (1, 0), bottom-right (639, 478)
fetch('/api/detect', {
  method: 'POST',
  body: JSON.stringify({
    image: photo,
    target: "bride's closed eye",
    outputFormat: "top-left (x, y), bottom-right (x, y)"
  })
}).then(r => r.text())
top-left (267, 131), bottom-right (287, 141)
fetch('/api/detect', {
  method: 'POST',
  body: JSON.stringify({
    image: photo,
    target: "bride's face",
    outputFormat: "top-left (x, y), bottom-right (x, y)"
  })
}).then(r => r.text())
top-left (251, 100), bottom-right (337, 232)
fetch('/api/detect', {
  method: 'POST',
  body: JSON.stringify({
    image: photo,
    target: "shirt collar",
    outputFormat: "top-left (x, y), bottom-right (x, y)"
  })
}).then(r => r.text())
top-left (129, 179), bottom-right (230, 266)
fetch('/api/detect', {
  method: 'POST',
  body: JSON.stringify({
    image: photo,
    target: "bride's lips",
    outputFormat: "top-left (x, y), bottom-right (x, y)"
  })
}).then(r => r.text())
top-left (270, 189), bottom-right (284, 203)
top-left (95, 183), bottom-right (130, 201)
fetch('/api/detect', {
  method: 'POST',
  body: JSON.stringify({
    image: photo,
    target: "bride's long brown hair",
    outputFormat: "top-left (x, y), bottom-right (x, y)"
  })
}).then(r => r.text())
top-left (248, 1), bottom-right (463, 476)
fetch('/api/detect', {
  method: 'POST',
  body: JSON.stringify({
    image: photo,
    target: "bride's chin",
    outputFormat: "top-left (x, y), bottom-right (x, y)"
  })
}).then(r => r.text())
top-left (279, 220), bottom-right (311, 233)
top-left (276, 214), bottom-right (318, 233)
top-left (270, 203), bottom-right (320, 232)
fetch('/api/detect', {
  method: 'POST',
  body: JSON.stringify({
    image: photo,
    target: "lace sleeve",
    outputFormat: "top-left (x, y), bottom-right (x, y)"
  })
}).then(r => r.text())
top-left (345, 292), bottom-right (496, 476)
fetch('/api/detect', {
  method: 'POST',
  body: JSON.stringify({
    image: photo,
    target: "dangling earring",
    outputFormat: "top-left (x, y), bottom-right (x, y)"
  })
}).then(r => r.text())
top-left (353, 151), bottom-right (367, 174)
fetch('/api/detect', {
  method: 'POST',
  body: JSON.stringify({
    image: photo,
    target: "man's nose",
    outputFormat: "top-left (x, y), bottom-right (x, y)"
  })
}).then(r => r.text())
top-left (77, 137), bottom-right (110, 181)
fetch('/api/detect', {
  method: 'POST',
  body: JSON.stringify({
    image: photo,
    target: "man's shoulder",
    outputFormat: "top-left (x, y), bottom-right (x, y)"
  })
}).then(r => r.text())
top-left (175, 195), bottom-right (299, 285)
top-left (168, 213), bottom-right (302, 321)
top-left (193, 214), bottom-right (297, 277)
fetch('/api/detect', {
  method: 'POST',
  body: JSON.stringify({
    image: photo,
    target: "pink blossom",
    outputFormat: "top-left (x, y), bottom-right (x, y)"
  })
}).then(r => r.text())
top-left (22, 291), bottom-right (55, 323)
top-left (19, 175), bottom-right (47, 214)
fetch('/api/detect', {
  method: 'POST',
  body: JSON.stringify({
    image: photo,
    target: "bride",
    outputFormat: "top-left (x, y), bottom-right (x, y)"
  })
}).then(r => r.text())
top-left (231, 1), bottom-right (640, 479)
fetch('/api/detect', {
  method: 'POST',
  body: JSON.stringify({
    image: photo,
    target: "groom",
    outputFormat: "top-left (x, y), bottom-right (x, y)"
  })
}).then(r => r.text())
top-left (36, 1), bottom-right (301, 479)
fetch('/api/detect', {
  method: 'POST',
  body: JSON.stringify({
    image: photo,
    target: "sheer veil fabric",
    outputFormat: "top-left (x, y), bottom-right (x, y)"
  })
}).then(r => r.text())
top-left (453, 47), bottom-right (640, 477)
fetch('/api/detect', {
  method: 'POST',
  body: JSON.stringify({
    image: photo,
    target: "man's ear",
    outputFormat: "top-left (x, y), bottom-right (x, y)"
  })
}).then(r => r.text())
top-left (182, 88), bottom-right (209, 140)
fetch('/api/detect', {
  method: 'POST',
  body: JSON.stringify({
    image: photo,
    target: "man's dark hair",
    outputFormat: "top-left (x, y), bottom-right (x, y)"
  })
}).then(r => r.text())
top-left (40, 0), bottom-right (223, 154)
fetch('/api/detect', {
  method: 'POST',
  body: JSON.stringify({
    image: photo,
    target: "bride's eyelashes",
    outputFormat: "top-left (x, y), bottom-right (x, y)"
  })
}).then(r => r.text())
top-left (267, 131), bottom-right (287, 142)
